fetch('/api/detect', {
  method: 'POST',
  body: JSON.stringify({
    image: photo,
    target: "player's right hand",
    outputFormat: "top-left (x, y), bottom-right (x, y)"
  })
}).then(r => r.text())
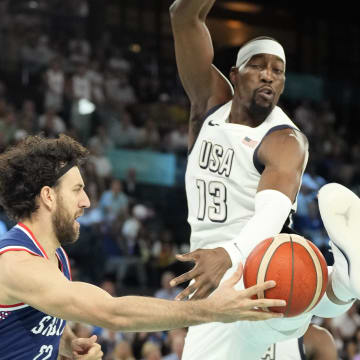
top-left (206, 263), bottom-right (286, 322)
top-left (72, 335), bottom-right (103, 359)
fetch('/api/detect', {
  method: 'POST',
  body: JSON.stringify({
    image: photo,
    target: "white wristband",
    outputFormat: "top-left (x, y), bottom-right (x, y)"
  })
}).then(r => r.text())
top-left (220, 189), bottom-right (293, 266)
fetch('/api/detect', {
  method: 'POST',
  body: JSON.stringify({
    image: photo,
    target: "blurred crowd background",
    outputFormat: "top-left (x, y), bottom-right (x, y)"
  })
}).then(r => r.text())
top-left (1, 1), bottom-right (360, 359)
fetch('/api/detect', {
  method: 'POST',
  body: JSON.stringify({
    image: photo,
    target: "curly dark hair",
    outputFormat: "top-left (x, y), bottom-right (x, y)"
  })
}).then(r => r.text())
top-left (0, 134), bottom-right (89, 221)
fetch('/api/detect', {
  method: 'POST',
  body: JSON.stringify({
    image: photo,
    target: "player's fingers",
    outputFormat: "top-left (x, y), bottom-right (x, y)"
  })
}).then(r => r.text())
top-left (250, 298), bottom-right (286, 309)
top-left (245, 280), bottom-right (277, 297)
top-left (242, 310), bottom-right (284, 321)
top-left (170, 268), bottom-right (199, 287)
top-left (74, 343), bottom-right (103, 359)
top-left (190, 283), bottom-right (213, 300)
top-left (72, 335), bottom-right (98, 352)
top-left (175, 252), bottom-right (197, 263)
top-left (222, 263), bottom-right (243, 288)
top-left (174, 283), bottom-right (198, 300)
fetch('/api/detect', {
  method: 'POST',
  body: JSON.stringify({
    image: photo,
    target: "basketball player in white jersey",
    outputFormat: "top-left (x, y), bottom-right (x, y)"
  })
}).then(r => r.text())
top-left (260, 324), bottom-right (337, 360)
top-left (169, 0), bottom-right (360, 358)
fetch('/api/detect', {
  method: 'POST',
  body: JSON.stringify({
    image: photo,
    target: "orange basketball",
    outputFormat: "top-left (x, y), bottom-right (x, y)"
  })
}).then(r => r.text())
top-left (243, 233), bottom-right (328, 317)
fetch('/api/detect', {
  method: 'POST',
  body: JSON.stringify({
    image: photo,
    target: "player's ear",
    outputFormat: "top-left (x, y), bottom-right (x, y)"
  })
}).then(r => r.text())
top-left (229, 66), bottom-right (238, 86)
top-left (39, 186), bottom-right (56, 211)
top-left (279, 76), bottom-right (285, 95)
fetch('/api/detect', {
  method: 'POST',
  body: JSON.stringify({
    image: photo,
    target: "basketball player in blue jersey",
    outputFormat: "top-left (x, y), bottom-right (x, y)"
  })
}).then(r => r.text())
top-left (169, 0), bottom-right (360, 358)
top-left (260, 324), bottom-right (337, 360)
top-left (0, 134), bottom-right (287, 360)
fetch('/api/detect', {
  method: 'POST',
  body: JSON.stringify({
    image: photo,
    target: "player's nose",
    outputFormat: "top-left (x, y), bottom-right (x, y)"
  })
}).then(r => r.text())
top-left (80, 190), bottom-right (91, 208)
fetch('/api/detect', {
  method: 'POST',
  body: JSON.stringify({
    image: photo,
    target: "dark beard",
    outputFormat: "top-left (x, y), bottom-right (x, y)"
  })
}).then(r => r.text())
top-left (52, 199), bottom-right (79, 246)
top-left (249, 95), bottom-right (273, 122)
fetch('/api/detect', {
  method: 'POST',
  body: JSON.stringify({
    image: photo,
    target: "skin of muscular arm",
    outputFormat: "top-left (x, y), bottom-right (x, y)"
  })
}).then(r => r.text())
top-left (304, 324), bottom-right (338, 360)
top-left (171, 129), bottom-right (309, 300)
top-left (170, 0), bottom-right (233, 149)
top-left (0, 251), bottom-right (287, 333)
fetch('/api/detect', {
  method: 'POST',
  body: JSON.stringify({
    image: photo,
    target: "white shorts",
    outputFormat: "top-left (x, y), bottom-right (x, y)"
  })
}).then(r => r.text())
top-left (182, 266), bottom-right (312, 360)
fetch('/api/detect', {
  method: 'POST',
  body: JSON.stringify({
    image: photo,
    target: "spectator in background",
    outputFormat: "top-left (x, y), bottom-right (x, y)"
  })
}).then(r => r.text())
top-left (141, 341), bottom-right (162, 360)
top-left (108, 48), bottom-right (131, 74)
top-left (88, 143), bottom-right (113, 180)
top-left (154, 271), bottom-right (182, 301)
top-left (105, 72), bottom-right (136, 106)
top-left (99, 178), bottom-right (129, 223)
top-left (109, 110), bottom-right (140, 148)
top-left (43, 57), bottom-right (65, 112)
top-left (165, 123), bottom-right (188, 154)
top-left (87, 60), bottom-right (106, 106)
top-left (108, 340), bottom-right (135, 360)
top-left (0, 108), bottom-right (17, 145)
top-left (69, 60), bottom-right (93, 141)
top-left (88, 125), bottom-right (114, 154)
top-left (293, 99), bottom-right (316, 137)
top-left (123, 168), bottom-right (140, 199)
top-left (68, 30), bottom-right (91, 64)
top-left (332, 303), bottom-right (360, 343)
top-left (136, 119), bottom-right (160, 150)
top-left (38, 107), bottom-right (67, 137)
top-left (18, 99), bottom-right (38, 134)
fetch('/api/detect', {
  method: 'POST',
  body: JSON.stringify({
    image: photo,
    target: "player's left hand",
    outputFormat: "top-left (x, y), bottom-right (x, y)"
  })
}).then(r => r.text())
top-left (72, 335), bottom-right (103, 359)
top-left (170, 247), bottom-right (232, 300)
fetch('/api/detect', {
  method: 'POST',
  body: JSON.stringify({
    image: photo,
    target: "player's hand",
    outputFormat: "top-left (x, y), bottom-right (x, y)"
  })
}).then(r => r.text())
top-left (207, 263), bottom-right (286, 322)
top-left (170, 247), bottom-right (232, 300)
top-left (72, 335), bottom-right (103, 359)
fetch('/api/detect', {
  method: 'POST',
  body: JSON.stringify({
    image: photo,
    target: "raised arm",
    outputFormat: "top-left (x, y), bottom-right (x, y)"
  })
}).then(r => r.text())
top-left (169, 0), bottom-right (233, 147)
top-left (0, 252), bottom-right (286, 332)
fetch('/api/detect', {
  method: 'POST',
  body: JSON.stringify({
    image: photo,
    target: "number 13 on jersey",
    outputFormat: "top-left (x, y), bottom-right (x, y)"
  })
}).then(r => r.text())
top-left (196, 179), bottom-right (227, 222)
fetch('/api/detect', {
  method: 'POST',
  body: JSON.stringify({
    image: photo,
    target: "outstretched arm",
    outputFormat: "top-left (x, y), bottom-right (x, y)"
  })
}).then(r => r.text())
top-left (170, 0), bottom-right (233, 148)
top-left (0, 252), bottom-right (286, 333)
top-left (171, 129), bottom-right (308, 300)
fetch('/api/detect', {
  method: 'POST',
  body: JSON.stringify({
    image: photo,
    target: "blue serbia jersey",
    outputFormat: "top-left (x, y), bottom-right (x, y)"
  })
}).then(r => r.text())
top-left (0, 223), bottom-right (72, 360)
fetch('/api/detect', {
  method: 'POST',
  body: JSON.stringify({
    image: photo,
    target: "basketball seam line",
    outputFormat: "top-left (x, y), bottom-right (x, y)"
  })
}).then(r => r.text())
top-left (285, 235), bottom-right (295, 317)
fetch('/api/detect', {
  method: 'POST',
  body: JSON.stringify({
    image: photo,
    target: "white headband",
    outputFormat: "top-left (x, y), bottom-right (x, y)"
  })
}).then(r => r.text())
top-left (236, 39), bottom-right (286, 71)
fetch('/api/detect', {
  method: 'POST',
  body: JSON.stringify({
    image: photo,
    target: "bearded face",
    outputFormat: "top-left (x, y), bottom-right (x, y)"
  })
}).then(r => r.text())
top-left (52, 194), bottom-right (81, 246)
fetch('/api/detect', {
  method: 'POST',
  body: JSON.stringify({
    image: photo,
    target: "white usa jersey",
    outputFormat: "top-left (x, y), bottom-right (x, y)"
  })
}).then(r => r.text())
top-left (260, 337), bottom-right (306, 360)
top-left (185, 100), bottom-right (306, 251)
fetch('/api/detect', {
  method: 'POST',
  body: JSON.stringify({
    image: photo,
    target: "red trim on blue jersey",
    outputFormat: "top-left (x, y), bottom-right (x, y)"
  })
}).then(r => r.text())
top-left (0, 248), bottom-right (41, 257)
top-left (59, 247), bottom-right (72, 280)
top-left (0, 302), bottom-right (25, 308)
top-left (18, 223), bottom-right (48, 259)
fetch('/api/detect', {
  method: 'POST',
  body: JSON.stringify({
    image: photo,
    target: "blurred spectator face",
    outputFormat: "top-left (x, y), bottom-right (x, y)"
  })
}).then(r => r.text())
top-left (77, 63), bottom-right (88, 76)
top-left (141, 342), bottom-right (161, 360)
top-left (22, 100), bottom-right (35, 114)
top-left (50, 58), bottom-right (61, 71)
top-left (111, 179), bottom-right (123, 194)
top-left (113, 340), bottom-right (134, 359)
top-left (5, 110), bottom-right (16, 125)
